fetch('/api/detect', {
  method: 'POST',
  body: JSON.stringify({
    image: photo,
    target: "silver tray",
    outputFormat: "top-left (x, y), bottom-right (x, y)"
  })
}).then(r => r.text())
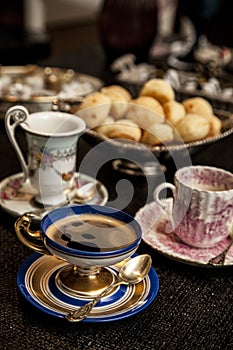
top-left (0, 65), bottom-right (103, 118)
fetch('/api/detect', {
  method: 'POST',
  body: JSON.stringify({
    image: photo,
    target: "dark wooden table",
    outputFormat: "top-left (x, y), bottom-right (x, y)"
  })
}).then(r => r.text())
top-left (0, 45), bottom-right (233, 350)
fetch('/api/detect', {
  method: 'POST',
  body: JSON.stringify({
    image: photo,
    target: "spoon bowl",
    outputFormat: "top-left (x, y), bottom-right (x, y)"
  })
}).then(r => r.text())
top-left (66, 254), bottom-right (152, 322)
top-left (66, 181), bottom-right (99, 203)
top-left (118, 254), bottom-right (152, 284)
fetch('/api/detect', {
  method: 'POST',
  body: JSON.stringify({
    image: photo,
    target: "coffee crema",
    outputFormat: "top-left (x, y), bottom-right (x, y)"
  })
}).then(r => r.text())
top-left (191, 184), bottom-right (228, 191)
top-left (46, 213), bottom-right (138, 252)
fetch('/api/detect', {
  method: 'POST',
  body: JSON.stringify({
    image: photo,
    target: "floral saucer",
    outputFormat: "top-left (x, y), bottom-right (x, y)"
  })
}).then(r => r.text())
top-left (0, 172), bottom-right (108, 217)
top-left (135, 199), bottom-right (233, 267)
top-left (17, 253), bottom-right (159, 322)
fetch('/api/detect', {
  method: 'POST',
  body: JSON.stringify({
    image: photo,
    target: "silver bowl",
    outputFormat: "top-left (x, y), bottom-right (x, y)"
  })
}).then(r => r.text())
top-left (0, 65), bottom-right (103, 118)
top-left (82, 109), bottom-right (233, 176)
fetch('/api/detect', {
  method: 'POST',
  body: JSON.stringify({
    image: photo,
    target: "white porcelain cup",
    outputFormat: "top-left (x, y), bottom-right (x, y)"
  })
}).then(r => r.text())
top-left (5, 106), bottom-right (86, 206)
top-left (154, 165), bottom-right (233, 248)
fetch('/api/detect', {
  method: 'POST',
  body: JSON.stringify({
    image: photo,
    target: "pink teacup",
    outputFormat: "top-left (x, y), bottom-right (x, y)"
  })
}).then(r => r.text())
top-left (154, 165), bottom-right (233, 248)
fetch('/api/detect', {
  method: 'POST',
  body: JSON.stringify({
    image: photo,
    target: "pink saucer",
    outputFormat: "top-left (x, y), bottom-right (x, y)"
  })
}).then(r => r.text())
top-left (135, 199), bottom-right (233, 267)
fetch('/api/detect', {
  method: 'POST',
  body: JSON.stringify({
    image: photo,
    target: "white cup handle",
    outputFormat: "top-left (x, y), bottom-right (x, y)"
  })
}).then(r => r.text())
top-left (5, 106), bottom-right (29, 182)
top-left (153, 182), bottom-right (176, 232)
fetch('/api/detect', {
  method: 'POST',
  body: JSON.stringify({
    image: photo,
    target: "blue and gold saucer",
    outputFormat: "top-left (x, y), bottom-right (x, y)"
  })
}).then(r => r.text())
top-left (17, 253), bottom-right (159, 322)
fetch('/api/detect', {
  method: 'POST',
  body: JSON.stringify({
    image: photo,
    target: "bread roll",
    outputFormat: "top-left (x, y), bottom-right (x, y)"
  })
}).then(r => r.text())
top-left (206, 114), bottom-right (222, 137)
top-left (175, 113), bottom-right (210, 142)
top-left (100, 89), bottom-right (129, 120)
top-left (182, 97), bottom-right (213, 116)
top-left (94, 116), bottom-right (115, 135)
top-left (126, 99), bottom-right (164, 131)
top-left (141, 123), bottom-right (174, 146)
top-left (107, 120), bottom-right (141, 141)
top-left (163, 100), bottom-right (186, 125)
top-left (101, 85), bottom-right (131, 101)
top-left (139, 78), bottom-right (175, 104)
top-left (77, 92), bottom-right (111, 129)
top-left (96, 119), bottom-right (141, 141)
top-left (129, 96), bottom-right (165, 116)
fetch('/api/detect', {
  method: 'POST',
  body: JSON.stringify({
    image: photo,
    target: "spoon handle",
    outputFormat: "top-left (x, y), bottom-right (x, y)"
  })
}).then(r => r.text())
top-left (66, 281), bottom-right (122, 322)
top-left (208, 239), bottom-right (233, 266)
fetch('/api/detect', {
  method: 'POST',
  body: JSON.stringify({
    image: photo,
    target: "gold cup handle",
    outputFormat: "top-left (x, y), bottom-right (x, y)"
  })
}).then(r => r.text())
top-left (15, 213), bottom-right (51, 255)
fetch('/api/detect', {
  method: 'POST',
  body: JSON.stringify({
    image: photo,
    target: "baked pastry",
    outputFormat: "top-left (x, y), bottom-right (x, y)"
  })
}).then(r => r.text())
top-left (141, 123), bottom-right (174, 146)
top-left (100, 89), bottom-right (129, 120)
top-left (182, 97), bottom-right (213, 116)
top-left (101, 85), bottom-right (131, 102)
top-left (107, 120), bottom-right (141, 141)
top-left (77, 92), bottom-right (111, 129)
top-left (175, 113), bottom-right (210, 142)
top-left (96, 119), bottom-right (141, 142)
top-left (206, 114), bottom-right (222, 137)
top-left (139, 78), bottom-right (175, 104)
top-left (126, 98), bottom-right (165, 131)
top-left (94, 116), bottom-right (115, 135)
top-left (163, 100), bottom-right (186, 125)
top-left (129, 96), bottom-right (165, 116)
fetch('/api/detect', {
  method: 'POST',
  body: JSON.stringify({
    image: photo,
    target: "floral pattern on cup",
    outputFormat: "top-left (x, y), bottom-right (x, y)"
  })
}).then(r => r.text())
top-left (28, 141), bottom-right (76, 181)
top-left (154, 166), bottom-right (233, 248)
top-left (174, 194), bottom-right (233, 248)
top-left (178, 166), bottom-right (233, 191)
